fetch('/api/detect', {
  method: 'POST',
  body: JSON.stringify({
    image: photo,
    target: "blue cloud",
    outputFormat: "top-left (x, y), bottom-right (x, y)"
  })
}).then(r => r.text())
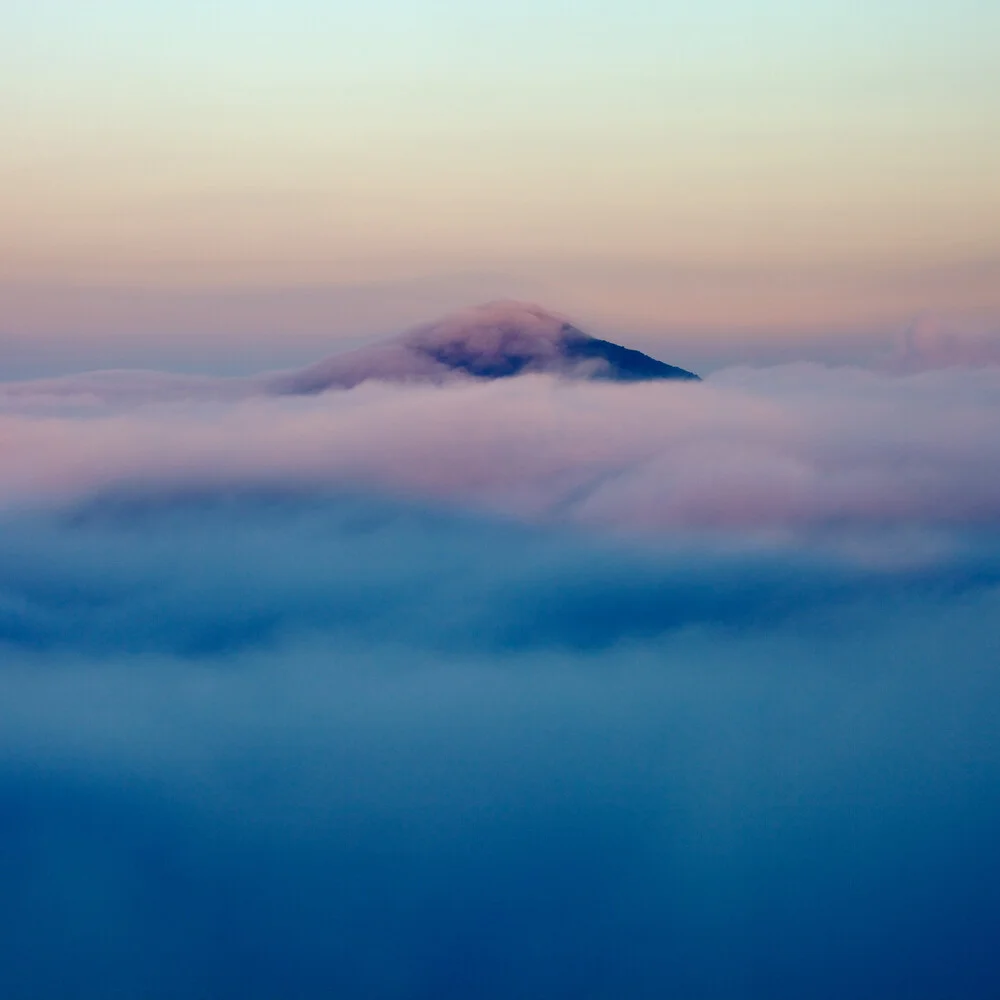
top-left (1, 486), bottom-right (999, 998)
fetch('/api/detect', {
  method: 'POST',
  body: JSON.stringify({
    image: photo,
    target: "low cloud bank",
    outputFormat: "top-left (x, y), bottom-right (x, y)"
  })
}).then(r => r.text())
top-left (2, 487), bottom-right (997, 658)
top-left (2, 359), bottom-right (1000, 560)
top-left (1, 488), bottom-right (999, 998)
top-left (2, 320), bottom-right (1000, 997)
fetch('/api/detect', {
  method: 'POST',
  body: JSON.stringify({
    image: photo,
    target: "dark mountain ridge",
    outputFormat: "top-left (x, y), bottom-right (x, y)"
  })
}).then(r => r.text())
top-left (269, 301), bottom-right (699, 393)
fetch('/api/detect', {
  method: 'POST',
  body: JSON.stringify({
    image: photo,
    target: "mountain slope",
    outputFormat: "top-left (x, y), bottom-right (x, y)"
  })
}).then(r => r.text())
top-left (268, 301), bottom-right (699, 393)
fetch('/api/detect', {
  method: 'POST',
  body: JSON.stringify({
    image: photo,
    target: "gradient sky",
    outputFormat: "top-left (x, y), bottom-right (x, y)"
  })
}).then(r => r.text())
top-left (2, 0), bottom-right (999, 366)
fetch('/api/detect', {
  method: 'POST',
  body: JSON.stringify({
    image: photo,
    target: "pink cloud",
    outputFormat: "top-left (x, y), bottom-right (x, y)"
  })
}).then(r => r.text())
top-left (891, 313), bottom-right (1000, 372)
top-left (2, 358), bottom-right (999, 566)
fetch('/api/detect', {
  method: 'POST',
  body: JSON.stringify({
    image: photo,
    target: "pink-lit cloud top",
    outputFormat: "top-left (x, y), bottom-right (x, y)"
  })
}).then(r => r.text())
top-left (2, 303), bottom-right (999, 562)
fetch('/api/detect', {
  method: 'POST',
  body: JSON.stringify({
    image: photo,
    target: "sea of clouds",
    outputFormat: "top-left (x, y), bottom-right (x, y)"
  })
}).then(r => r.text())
top-left (2, 319), bottom-right (1000, 998)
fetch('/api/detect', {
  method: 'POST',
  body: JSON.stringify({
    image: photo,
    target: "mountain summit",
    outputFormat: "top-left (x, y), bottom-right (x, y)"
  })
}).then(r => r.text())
top-left (268, 301), bottom-right (699, 394)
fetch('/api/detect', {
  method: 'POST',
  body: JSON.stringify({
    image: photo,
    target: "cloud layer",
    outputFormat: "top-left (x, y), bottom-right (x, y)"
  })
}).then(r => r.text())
top-left (2, 487), bottom-right (1000, 998)
top-left (2, 356), bottom-right (1000, 559)
top-left (2, 323), bottom-right (1000, 997)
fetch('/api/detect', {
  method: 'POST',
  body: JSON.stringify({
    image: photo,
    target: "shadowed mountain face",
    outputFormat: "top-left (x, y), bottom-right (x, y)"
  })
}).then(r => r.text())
top-left (0, 302), bottom-right (699, 409)
top-left (268, 301), bottom-right (699, 393)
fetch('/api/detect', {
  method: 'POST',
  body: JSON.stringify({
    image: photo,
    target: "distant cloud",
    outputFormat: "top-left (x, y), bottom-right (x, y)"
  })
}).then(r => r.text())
top-left (891, 312), bottom-right (1000, 372)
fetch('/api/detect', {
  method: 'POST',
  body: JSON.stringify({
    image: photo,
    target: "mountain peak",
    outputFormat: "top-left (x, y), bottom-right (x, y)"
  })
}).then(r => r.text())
top-left (269, 301), bottom-right (699, 394)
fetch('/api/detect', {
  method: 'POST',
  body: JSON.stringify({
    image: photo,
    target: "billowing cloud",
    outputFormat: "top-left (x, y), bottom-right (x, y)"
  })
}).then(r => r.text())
top-left (1, 487), bottom-right (1000, 998)
top-left (2, 306), bottom-right (1000, 998)
top-left (1, 358), bottom-right (999, 560)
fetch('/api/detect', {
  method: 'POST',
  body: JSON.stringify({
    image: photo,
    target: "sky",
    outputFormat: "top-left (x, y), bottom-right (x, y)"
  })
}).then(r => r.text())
top-left (2, 0), bottom-right (999, 374)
